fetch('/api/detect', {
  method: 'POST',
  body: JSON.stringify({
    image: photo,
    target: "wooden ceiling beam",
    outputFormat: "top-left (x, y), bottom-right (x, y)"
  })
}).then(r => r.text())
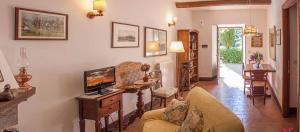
top-left (176, 0), bottom-right (271, 8)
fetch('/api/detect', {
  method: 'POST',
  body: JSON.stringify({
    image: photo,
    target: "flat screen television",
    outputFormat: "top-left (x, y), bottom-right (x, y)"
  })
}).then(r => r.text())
top-left (84, 66), bottom-right (116, 94)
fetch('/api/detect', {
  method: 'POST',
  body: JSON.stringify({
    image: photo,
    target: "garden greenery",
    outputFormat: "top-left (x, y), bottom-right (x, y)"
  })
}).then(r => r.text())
top-left (220, 29), bottom-right (236, 49)
top-left (220, 48), bottom-right (242, 64)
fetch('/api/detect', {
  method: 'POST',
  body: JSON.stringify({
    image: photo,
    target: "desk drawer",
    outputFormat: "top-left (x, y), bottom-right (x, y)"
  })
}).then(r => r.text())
top-left (99, 102), bottom-right (119, 117)
top-left (101, 94), bottom-right (121, 107)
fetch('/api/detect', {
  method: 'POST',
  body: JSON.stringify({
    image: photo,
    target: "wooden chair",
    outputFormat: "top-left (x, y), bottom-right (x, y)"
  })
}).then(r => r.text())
top-left (149, 70), bottom-right (178, 110)
top-left (249, 70), bottom-right (268, 105)
top-left (242, 63), bottom-right (251, 95)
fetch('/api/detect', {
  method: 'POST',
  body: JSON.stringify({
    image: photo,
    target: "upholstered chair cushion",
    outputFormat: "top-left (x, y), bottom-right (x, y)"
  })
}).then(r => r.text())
top-left (115, 61), bottom-right (143, 87)
top-left (163, 99), bottom-right (189, 125)
top-left (177, 105), bottom-right (204, 132)
top-left (121, 70), bottom-right (143, 85)
top-left (153, 87), bottom-right (178, 98)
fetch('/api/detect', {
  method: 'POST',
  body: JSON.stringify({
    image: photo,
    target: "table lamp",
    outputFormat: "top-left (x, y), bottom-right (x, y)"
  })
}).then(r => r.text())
top-left (169, 41), bottom-right (186, 98)
top-left (169, 41), bottom-right (185, 53)
top-left (0, 49), bottom-right (18, 92)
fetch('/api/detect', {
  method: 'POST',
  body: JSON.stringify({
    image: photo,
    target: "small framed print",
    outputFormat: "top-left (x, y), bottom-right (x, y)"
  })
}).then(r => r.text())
top-left (251, 33), bottom-right (263, 47)
top-left (269, 26), bottom-right (276, 61)
top-left (15, 7), bottom-right (68, 40)
top-left (0, 70), bottom-right (4, 82)
top-left (276, 29), bottom-right (281, 45)
top-left (111, 22), bottom-right (140, 48)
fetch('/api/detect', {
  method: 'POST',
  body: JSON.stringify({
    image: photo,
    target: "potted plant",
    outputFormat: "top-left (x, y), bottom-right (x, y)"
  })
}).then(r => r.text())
top-left (250, 52), bottom-right (263, 68)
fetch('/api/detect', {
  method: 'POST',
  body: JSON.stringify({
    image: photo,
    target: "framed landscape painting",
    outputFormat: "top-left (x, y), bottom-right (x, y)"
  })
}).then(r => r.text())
top-left (111, 22), bottom-right (139, 48)
top-left (15, 7), bottom-right (68, 40)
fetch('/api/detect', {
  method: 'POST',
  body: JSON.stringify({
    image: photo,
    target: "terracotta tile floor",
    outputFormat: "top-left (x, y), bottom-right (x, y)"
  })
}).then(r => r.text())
top-left (124, 79), bottom-right (297, 132)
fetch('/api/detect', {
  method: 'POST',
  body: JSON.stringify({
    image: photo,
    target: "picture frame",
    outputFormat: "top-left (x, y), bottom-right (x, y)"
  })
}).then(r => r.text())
top-left (144, 27), bottom-right (167, 57)
top-left (15, 7), bottom-right (68, 40)
top-left (276, 29), bottom-right (281, 45)
top-left (251, 33), bottom-right (263, 47)
top-left (111, 22), bottom-right (140, 48)
top-left (269, 26), bottom-right (276, 61)
top-left (0, 70), bottom-right (4, 82)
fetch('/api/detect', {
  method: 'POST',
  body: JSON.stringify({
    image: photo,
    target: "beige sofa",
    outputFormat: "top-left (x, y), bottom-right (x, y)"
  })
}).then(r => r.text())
top-left (139, 87), bottom-right (244, 132)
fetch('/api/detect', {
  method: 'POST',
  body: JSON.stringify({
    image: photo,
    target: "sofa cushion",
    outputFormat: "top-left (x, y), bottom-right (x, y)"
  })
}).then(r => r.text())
top-left (163, 99), bottom-right (189, 125)
top-left (177, 105), bottom-right (204, 132)
top-left (186, 87), bottom-right (244, 132)
top-left (143, 120), bottom-right (180, 132)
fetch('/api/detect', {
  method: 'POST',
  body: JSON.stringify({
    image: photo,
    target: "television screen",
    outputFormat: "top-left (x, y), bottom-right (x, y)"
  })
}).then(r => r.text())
top-left (84, 66), bottom-right (115, 93)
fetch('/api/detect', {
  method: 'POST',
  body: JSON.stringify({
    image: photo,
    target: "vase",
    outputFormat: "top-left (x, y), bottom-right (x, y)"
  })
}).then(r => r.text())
top-left (143, 72), bottom-right (149, 82)
top-left (256, 60), bottom-right (261, 68)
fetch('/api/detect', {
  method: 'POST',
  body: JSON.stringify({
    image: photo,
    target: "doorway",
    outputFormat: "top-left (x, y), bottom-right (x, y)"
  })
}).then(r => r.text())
top-left (215, 25), bottom-right (246, 88)
top-left (282, 0), bottom-right (298, 121)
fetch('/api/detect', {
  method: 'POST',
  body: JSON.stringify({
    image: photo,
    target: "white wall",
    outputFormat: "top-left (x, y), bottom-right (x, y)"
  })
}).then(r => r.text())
top-left (0, 0), bottom-right (192, 131)
top-left (192, 9), bottom-right (269, 77)
top-left (267, 0), bottom-right (286, 107)
top-left (267, 0), bottom-right (300, 111)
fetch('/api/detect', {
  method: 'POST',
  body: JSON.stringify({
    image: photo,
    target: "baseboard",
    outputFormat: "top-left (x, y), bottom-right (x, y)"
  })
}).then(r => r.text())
top-left (268, 80), bottom-right (282, 112)
top-left (102, 98), bottom-right (161, 131)
top-left (199, 75), bottom-right (217, 81)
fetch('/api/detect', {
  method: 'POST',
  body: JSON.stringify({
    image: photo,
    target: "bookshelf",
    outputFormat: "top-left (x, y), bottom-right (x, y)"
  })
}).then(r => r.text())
top-left (177, 29), bottom-right (199, 91)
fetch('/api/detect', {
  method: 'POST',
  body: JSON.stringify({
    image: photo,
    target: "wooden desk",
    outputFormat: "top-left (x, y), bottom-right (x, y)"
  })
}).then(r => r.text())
top-left (76, 89), bottom-right (124, 132)
top-left (244, 64), bottom-right (276, 72)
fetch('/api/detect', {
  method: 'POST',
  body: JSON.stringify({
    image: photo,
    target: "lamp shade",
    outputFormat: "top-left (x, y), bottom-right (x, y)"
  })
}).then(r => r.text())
top-left (0, 49), bottom-right (18, 92)
top-left (93, 0), bottom-right (106, 11)
top-left (147, 41), bottom-right (160, 52)
top-left (169, 41), bottom-right (185, 53)
top-left (244, 25), bottom-right (257, 36)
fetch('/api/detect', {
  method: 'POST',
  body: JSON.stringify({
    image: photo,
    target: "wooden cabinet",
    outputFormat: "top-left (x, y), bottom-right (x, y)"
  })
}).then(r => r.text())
top-left (76, 89), bottom-right (124, 132)
top-left (177, 29), bottom-right (199, 91)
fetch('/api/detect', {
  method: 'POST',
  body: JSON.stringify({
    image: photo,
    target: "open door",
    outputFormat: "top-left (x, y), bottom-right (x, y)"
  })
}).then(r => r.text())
top-left (212, 25), bottom-right (219, 83)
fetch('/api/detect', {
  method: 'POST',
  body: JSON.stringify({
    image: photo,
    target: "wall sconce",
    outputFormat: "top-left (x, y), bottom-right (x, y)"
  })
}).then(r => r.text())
top-left (168, 17), bottom-right (177, 27)
top-left (87, 0), bottom-right (106, 19)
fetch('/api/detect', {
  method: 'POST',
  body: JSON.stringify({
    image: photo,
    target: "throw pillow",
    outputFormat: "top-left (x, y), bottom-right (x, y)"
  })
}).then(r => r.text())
top-left (177, 105), bottom-right (204, 132)
top-left (163, 99), bottom-right (189, 125)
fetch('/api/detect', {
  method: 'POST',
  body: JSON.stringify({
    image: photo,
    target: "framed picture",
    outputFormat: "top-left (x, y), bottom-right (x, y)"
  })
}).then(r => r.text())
top-left (144, 27), bottom-right (167, 57)
top-left (15, 7), bottom-right (68, 40)
top-left (276, 29), bottom-right (281, 45)
top-left (0, 70), bottom-right (4, 82)
top-left (269, 26), bottom-right (276, 61)
top-left (251, 33), bottom-right (263, 47)
top-left (111, 22), bottom-right (140, 48)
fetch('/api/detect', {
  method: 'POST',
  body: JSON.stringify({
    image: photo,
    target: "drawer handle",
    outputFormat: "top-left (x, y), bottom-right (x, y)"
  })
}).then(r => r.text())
top-left (110, 99), bottom-right (114, 101)
top-left (109, 107), bottom-right (113, 110)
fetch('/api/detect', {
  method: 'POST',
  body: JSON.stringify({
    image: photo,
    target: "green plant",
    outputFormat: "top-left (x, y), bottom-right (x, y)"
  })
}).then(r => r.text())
top-left (220, 48), bottom-right (242, 64)
top-left (220, 29), bottom-right (236, 49)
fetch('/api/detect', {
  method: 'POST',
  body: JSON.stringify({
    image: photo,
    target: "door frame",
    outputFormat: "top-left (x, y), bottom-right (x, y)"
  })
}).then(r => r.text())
top-left (216, 25), bottom-right (246, 78)
top-left (282, 0), bottom-right (297, 118)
